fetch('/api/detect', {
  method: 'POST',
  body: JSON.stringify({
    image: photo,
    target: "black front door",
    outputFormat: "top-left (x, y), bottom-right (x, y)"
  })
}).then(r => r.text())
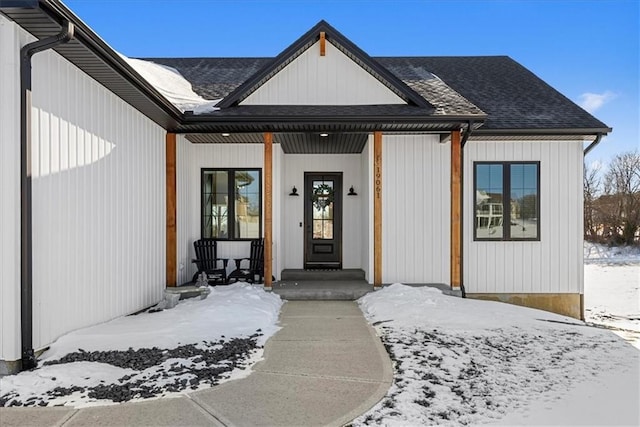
top-left (304, 172), bottom-right (342, 269)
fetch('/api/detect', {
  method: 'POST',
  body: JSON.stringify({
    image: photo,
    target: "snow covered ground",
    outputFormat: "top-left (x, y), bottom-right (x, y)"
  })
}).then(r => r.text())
top-left (353, 243), bottom-right (640, 426)
top-left (354, 284), bottom-right (639, 426)
top-left (2, 243), bottom-right (638, 426)
top-left (584, 242), bottom-right (640, 348)
top-left (0, 284), bottom-right (282, 408)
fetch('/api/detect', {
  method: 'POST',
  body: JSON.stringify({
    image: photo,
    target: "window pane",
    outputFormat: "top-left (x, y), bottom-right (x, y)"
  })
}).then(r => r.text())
top-left (312, 179), bottom-right (334, 239)
top-left (475, 164), bottom-right (504, 238)
top-left (234, 170), bottom-right (260, 239)
top-left (510, 164), bottom-right (538, 239)
top-left (203, 171), bottom-right (229, 238)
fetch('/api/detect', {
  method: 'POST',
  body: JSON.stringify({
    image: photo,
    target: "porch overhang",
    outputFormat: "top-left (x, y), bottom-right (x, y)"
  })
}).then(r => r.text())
top-left (177, 113), bottom-right (486, 136)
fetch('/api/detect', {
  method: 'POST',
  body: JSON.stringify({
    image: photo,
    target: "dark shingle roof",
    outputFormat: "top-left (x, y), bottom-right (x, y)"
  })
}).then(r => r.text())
top-left (157, 57), bottom-right (270, 99)
top-left (148, 57), bottom-right (482, 117)
top-left (148, 56), bottom-right (609, 132)
top-left (377, 56), bottom-right (609, 131)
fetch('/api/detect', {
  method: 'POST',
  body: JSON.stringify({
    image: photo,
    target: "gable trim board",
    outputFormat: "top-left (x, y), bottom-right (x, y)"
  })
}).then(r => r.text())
top-left (1, 4), bottom-right (611, 373)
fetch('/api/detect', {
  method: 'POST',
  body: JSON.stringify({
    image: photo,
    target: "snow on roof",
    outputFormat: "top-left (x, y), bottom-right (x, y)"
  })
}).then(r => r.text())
top-left (123, 56), bottom-right (221, 114)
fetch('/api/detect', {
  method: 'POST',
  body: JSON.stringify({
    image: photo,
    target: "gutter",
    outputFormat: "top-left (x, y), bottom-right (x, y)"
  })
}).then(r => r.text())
top-left (583, 133), bottom-right (604, 156)
top-left (472, 128), bottom-right (612, 137)
top-left (458, 121), bottom-right (475, 298)
top-left (20, 20), bottom-right (74, 371)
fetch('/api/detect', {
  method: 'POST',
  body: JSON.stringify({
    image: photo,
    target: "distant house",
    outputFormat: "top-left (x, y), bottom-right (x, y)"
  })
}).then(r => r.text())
top-left (0, 1), bottom-right (610, 373)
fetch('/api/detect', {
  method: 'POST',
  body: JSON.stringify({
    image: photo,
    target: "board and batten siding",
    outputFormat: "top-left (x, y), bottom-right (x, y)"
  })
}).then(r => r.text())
top-left (463, 140), bottom-right (584, 294)
top-left (176, 139), bottom-right (283, 284)
top-left (0, 16), bottom-right (166, 363)
top-left (0, 15), bottom-right (22, 364)
top-left (382, 134), bottom-right (451, 284)
top-left (281, 153), bottom-right (364, 271)
top-left (240, 41), bottom-right (405, 106)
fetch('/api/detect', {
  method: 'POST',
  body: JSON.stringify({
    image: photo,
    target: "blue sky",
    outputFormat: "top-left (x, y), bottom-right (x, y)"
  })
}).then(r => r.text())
top-left (65, 0), bottom-right (638, 165)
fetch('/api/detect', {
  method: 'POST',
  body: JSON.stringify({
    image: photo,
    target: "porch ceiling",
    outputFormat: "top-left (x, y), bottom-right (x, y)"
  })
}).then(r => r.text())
top-left (186, 132), bottom-right (368, 154)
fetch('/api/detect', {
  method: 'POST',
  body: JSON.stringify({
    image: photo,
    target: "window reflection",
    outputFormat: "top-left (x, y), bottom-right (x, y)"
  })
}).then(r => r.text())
top-left (235, 171), bottom-right (260, 239)
top-left (202, 169), bottom-right (261, 240)
top-left (475, 164), bottom-right (504, 238)
top-left (474, 162), bottom-right (539, 240)
top-left (203, 171), bottom-right (228, 238)
top-left (312, 180), bottom-right (334, 239)
top-left (509, 164), bottom-right (538, 239)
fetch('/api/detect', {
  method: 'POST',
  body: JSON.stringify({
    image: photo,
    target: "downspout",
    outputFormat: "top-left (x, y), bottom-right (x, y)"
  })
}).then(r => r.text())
top-left (458, 121), bottom-right (475, 298)
top-left (583, 133), bottom-right (603, 156)
top-left (20, 22), bottom-right (75, 370)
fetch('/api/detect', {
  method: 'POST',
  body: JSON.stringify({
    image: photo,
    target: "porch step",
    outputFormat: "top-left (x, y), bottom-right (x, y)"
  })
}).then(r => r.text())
top-left (280, 269), bottom-right (365, 281)
top-left (272, 279), bottom-right (372, 300)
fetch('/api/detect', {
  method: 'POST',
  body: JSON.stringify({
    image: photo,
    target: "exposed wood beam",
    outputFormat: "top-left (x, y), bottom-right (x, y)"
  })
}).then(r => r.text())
top-left (319, 31), bottom-right (326, 56)
top-left (374, 131), bottom-right (382, 287)
top-left (166, 133), bottom-right (177, 287)
top-left (264, 132), bottom-right (273, 288)
top-left (450, 129), bottom-right (462, 288)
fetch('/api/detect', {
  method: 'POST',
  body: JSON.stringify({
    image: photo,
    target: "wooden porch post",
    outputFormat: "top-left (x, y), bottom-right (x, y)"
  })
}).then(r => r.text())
top-left (450, 129), bottom-right (462, 288)
top-left (166, 132), bottom-right (177, 287)
top-left (374, 131), bottom-right (382, 288)
top-left (264, 132), bottom-right (273, 288)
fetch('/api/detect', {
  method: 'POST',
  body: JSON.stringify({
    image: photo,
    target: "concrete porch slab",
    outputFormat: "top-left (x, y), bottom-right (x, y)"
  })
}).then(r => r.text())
top-left (273, 280), bottom-right (373, 300)
top-left (280, 269), bottom-right (365, 281)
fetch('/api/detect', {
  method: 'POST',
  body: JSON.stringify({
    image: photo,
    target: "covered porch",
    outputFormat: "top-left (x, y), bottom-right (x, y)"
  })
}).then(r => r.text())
top-left (165, 127), bottom-right (471, 293)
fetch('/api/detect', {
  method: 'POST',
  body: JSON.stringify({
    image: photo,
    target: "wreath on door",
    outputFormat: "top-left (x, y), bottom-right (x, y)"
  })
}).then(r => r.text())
top-left (311, 183), bottom-right (335, 211)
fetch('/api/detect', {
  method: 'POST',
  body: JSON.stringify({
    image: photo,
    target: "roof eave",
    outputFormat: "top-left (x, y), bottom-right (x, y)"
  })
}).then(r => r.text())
top-left (182, 113), bottom-right (486, 125)
top-left (472, 127), bottom-right (611, 136)
top-left (177, 113), bottom-right (487, 134)
top-left (1, 0), bottom-right (183, 128)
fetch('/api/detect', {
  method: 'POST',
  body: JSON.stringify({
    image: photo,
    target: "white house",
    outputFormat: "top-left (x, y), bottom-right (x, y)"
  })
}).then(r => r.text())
top-left (0, 1), bottom-right (610, 373)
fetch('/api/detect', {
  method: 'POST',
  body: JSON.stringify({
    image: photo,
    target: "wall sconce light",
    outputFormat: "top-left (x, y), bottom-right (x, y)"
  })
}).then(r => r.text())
top-left (289, 186), bottom-right (299, 196)
top-left (347, 186), bottom-right (358, 196)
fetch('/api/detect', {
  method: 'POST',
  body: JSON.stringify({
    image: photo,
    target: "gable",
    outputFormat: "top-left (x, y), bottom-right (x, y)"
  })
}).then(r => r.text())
top-left (240, 40), bottom-right (406, 106)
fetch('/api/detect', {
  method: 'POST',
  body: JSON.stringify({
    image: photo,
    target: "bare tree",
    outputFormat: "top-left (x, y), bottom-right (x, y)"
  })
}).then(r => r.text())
top-left (602, 151), bottom-right (640, 245)
top-left (583, 161), bottom-right (602, 240)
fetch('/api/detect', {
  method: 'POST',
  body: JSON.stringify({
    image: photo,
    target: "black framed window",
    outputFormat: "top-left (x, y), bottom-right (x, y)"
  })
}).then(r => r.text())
top-left (474, 162), bottom-right (540, 241)
top-left (201, 169), bottom-right (262, 240)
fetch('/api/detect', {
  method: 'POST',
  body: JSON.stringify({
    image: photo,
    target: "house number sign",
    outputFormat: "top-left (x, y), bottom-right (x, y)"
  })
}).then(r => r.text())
top-left (375, 153), bottom-right (382, 200)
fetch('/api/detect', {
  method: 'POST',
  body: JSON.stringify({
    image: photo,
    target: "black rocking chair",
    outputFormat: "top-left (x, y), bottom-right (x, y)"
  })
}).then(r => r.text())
top-left (192, 238), bottom-right (229, 285)
top-left (228, 238), bottom-right (267, 284)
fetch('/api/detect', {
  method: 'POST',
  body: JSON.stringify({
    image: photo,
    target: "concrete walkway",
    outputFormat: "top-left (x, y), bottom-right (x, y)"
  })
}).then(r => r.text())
top-left (1, 301), bottom-right (393, 427)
